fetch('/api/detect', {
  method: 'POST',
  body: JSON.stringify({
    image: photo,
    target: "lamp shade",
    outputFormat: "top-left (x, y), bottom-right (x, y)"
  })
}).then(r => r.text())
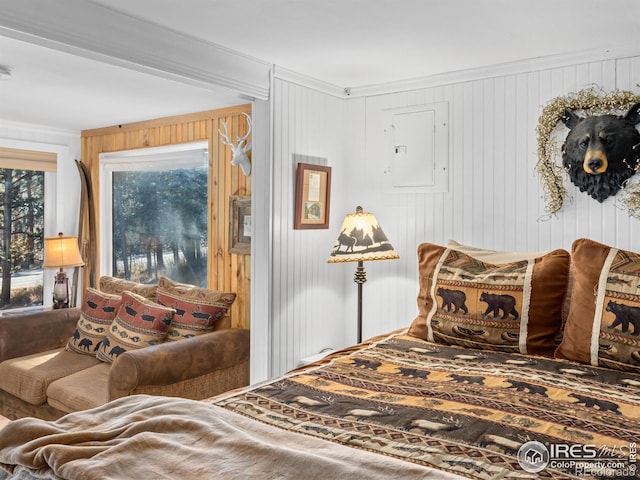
top-left (328, 206), bottom-right (399, 263)
top-left (43, 233), bottom-right (84, 268)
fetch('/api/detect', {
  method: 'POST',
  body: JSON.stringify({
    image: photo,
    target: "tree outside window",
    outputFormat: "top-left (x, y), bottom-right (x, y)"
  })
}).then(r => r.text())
top-left (101, 143), bottom-right (209, 287)
top-left (0, 168), bottom-right (44, 309)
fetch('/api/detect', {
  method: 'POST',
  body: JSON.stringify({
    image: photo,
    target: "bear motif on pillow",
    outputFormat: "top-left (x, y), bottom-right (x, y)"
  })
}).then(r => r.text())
top-left (408, 242), bottom-right (570, 357)
top-left (556, 238), bottom-right (640, 373)
top-left (67, 288), bottom-right (121, 356)
top-left (96, 291), bottom-right (174, 363)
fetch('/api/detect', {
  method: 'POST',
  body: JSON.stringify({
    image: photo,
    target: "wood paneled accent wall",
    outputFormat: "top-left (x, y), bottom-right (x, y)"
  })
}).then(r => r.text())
top-left (80, 104), bottom-right (252, 330)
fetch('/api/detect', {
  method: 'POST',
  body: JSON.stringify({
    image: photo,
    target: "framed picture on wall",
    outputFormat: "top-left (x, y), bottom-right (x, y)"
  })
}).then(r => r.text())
top-left (294, 162), bottom-right (332, 229)
top-left (229, 195), bottom-right (251, 255)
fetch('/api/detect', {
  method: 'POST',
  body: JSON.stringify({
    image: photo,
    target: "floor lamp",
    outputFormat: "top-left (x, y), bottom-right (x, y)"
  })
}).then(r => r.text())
top-left (328, 206), bottom-right (399, 343)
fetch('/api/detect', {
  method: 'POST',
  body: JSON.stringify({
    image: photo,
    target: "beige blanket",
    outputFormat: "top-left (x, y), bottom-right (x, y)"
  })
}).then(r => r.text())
top-left (0, 395), bottom-right (464, 480)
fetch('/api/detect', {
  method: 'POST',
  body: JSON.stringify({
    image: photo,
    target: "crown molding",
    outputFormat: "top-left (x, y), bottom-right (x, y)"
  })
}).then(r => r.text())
top-left (0, 0), bottom-right (271, 100)
top-left (0, 118), bottom-right (79, 138)
top-left (347, 46), bottom-right (640, 98)
top-left (269, 46), bottom-right (640, 100)
top-left (273, 66), bottom-right (346, 98)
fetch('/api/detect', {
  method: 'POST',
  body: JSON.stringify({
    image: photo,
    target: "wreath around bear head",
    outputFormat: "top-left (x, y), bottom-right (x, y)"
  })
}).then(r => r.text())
top-left (536, 87), bottom-right (640, 218)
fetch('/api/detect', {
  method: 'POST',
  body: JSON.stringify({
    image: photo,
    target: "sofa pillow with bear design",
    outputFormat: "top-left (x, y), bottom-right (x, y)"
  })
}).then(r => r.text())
top-left (67, 288), bottom-right (121, 356)
top-left (156, 276), bottom-right (236, 342)
top-left (96, 291), bottom-right (174, 363)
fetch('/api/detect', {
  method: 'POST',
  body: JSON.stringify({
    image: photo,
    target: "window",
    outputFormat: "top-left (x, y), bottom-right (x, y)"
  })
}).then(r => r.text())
top-left (100, 142), bottom-right (209, 287)
top-left (0, 147), bottom-right (56, 311)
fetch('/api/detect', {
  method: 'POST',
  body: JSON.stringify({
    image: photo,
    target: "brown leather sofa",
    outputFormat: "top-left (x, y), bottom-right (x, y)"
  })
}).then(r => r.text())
top-left (0, 308), bottom-right (250, 420)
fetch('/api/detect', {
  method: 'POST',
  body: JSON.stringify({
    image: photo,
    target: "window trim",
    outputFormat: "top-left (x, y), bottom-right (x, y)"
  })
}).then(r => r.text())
top-left (0, 147), bottom-right (57, 172)
top-left (99, 140), bottom-right (209, 277)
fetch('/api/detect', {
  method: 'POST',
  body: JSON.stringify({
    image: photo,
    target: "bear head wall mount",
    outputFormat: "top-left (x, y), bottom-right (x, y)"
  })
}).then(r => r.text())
top-left (560, 102), bottom-right (640, 202)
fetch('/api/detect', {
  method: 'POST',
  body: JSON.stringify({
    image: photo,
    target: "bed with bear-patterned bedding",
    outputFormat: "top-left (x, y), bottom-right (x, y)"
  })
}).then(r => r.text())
top-left (0, 330), bottom-right (637, 480)
top-left (213, 330), bottom-right (640, 479)
top-left (0, 239), bottom-right (639, 480)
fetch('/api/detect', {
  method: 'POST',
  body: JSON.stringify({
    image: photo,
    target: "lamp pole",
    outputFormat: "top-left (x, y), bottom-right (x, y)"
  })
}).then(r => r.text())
top-left (354, 260), bottom-right (367, 343)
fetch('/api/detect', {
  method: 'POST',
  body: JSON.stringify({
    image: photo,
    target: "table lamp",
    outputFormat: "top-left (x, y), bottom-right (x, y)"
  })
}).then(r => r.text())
top-left (328, 206), bottom-right (399, 343)
top-left (43, 232), bottom-right (84, 309)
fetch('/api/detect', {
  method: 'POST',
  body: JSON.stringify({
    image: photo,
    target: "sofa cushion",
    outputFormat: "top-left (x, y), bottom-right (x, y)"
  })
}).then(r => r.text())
top-left (0, 348), bottom-right (100, 405)
top-left (556, 238), bottom-right (640, 373)
top-left (66, 288), bottom-right (121, 356)
top-left (96, 292), bottom-right (175, 363)
top-left (46, 363), bottom-right (110, 413)
top-left (99, 275), bottom-right (158, 300)
top-left (407, 242), bottom-right (570, 356)
top-left (156, 276), bottom-right (236, 342)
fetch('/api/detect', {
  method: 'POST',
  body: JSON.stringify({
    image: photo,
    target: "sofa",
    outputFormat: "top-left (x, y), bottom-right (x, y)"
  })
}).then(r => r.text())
top-left (0, 279), bottom-right (250, 421)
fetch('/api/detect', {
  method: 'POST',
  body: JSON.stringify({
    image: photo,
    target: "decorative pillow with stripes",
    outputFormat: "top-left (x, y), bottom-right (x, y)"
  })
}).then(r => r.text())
top-left (96, 291), bottom-right (174, 363)
top-left (556, 238), bottom-right (640, 373)
top-left (67, 288), bottom-right (121, 356)
top-left (156, 276), bottom-right (236, 342)
top-left (408, 242), bottom-right (570, 357)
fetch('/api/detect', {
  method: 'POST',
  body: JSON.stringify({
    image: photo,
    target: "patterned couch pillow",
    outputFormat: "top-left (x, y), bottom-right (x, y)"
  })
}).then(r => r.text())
top-left (67, 288), bottom-right (122, 356)
top-left (96, 291), bottom-right (175, 363)
top-left (556, 238), bottom-right (640, 373)
top-left (156, 276), bottom-right (236, 342)
top-left (99, 275), bottom-right (158, 301)
top-left (407, 242), bottom-right (570, 356)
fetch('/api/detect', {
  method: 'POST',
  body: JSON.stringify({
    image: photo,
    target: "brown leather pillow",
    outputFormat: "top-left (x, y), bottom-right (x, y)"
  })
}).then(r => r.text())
top-left (407, 242), bottom-right (570, 357)
top-left (556, 238), bottom-right (640, 373)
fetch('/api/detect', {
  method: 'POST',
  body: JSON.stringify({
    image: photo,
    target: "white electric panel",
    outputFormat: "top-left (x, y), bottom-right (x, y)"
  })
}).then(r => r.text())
top-left (385, 102), bottom-right (449, 192)
top-left (392, 110), bottom-right (435, 187)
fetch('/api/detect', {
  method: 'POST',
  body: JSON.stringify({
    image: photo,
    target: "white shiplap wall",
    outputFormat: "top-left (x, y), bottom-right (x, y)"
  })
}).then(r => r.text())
top-left (268, 54), bottom-right (640, 376)
top-left (270, 79), bottom-right (352, 375)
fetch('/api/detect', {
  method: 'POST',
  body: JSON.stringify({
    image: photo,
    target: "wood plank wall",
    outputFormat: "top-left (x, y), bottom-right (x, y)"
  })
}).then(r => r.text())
top-left (80, 104), bottom-right (252, 330)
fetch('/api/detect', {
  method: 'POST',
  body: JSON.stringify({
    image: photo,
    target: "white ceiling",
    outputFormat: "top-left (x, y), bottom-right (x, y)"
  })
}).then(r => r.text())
top-left (1, 0), bottom-right (640, 131)
top-left (0, 35), bottom-right (245, 131)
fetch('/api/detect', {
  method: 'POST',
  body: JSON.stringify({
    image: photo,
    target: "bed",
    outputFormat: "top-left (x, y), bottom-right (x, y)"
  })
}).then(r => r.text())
top-left (0, 239), bottom-right (639, 480)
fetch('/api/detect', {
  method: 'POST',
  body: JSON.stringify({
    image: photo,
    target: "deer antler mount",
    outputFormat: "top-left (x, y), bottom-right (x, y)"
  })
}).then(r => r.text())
top-left (218, 112), bottom-right (252, 176)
